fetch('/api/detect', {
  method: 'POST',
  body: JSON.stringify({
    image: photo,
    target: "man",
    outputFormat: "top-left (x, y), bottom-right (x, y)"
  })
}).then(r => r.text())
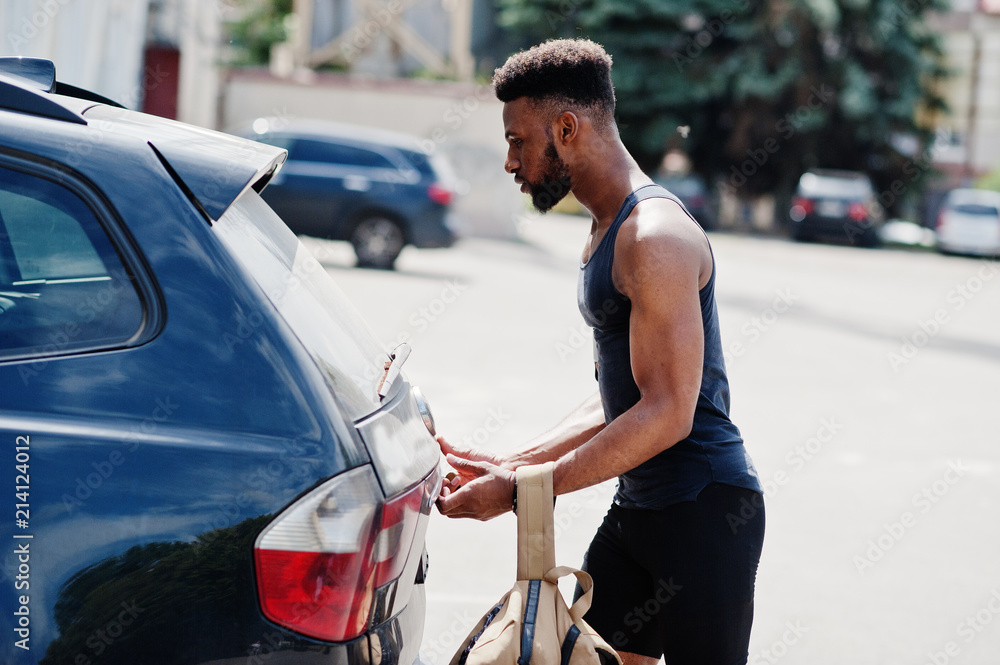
top-left (436, 39), bottom-right (765, 665)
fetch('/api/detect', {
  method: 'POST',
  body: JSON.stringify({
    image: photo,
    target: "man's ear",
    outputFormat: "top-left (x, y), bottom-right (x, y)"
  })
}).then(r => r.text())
top-left (555, 111), bottom-right (579, 146)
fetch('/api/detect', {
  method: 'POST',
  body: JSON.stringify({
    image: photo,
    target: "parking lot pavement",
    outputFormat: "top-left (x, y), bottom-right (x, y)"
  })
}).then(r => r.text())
top-left (312, 216), bottom-right (1000, 665)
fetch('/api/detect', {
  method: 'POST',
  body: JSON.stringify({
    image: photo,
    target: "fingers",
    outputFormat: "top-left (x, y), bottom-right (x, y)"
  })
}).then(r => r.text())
top-left (437, 435), bottom-right (461, 457)
top-left (437, 435), bottom-right (505, 467)
top-left (436, 479), bottom-right (483, 519)
top-left (435, 465), bottom-right (514, 521)
top-left (437, 487), bottom-right (500, 521)
top-left (446, 454), bottom-right (489, 473)
top-left (447, 454), bottom-right (496, 484)
top-left (441, 471), bottom-right (462, 494)
top-left (438, 436), bottom-right (482, 462)
top-left (438, 437), bottom-right (486, 477)
top-left (435, 487), bottom-right (464, 516)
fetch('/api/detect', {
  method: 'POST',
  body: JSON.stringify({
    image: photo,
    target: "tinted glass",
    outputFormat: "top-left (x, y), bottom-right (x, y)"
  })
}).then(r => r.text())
top-left (214, 189), bottom-right (390, 420)
top-left (951, 204), bottom-right (999, 216)
top-left (287, 139), bottom-right (395, 169)
top-left (798, 173), bottom-right (872, 199)
top-left (256, 135), bottom-right (295, 151)
top-left (404, 150), bottom-right (437, 178)
top-left (0, 166), bottom-right (144, 360)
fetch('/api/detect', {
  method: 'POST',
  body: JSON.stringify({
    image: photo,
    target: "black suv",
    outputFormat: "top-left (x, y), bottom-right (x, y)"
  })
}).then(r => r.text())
top-left (0, 58), bottom-right (440, 665)
top-left (789, 169), bottom-right (884, 247)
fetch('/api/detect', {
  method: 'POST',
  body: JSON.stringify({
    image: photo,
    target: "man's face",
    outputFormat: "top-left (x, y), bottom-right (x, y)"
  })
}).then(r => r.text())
top-left (502, 98), bottom-right (572, 213)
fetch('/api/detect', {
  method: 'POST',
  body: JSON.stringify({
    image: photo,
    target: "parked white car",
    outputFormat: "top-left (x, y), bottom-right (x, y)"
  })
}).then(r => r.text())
top-left (936, 188), bottom-right (1000, 256)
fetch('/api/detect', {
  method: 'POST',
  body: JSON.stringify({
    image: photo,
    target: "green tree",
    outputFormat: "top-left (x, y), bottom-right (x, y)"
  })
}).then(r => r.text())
top-left (227, 0), bottom-right (294, 66)
top-left (497, 0), bottom-right (948, 216)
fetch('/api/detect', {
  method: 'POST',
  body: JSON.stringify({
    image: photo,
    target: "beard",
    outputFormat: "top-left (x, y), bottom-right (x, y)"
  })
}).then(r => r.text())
top-left (526, 142), bottom-right (572, 213)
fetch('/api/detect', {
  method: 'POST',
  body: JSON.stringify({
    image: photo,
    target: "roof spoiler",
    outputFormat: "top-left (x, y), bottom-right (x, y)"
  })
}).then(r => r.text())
top-left (0, 57), bottom-right (125, 123)
top-left (1, 57), bottom-right (286, 223)
top-left (148, 139), bottom-right (286, 223)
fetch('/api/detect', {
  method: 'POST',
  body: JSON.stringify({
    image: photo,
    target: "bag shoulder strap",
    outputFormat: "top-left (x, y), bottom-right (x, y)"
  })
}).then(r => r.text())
top-left (516, 462), bottom-right (556, 580)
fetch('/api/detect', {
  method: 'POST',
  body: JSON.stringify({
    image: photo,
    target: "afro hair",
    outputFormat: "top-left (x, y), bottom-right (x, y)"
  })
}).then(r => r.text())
top-left (492, 39), bottom-right (616, 128)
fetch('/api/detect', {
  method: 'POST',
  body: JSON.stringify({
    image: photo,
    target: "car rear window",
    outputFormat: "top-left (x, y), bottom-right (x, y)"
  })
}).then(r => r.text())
top-left (0, 165), bottom-right (145, 361)
top-left (213, 188), bottom-right (389, 421)
top-left (798, 173), bottom-right (872, 199)
top-left (950, 204), bottom-right (999, 216)
top-left (287, 139), bottom-right (396, 169)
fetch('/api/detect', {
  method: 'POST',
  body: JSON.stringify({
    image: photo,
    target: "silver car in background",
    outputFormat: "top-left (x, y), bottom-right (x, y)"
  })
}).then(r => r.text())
top-left (936, 188), bottom-right (1000, 256)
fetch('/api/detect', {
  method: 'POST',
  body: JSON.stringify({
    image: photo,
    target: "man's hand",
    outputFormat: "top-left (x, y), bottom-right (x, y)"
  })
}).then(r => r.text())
top-left (436, 454), bottom-right (516, 521)
top-left (438, 436), bottom-right (513, 470)
top-left (437, 434), bottom-right (513, 492)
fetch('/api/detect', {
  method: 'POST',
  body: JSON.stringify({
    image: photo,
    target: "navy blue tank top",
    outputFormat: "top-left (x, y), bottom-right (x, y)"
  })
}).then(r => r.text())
top-left (578, 184), bottom-right (761, 508)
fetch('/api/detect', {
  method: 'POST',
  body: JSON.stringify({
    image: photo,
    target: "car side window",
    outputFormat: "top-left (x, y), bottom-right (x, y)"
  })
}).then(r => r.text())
top-left (0, 165), bottom-right (145, 361)
top-left (403, 150), bottom-right (437, 178)
top-left (256, 135), bottom-right (294, 152)
top-left (287, 139), bottom-right (396, 169)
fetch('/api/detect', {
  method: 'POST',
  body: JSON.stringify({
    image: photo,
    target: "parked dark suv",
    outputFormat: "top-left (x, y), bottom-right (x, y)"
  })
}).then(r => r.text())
top-left (1, 58), bottom-right (441, 665)
top-left (789, 169), bottom-right (884, 247)
top-left (242, 118), bottom-right (459, 269)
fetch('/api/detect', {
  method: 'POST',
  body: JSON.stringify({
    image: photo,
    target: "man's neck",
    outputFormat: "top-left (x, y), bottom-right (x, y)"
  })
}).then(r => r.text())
top-left (571, 142), bottom-right (652, 228)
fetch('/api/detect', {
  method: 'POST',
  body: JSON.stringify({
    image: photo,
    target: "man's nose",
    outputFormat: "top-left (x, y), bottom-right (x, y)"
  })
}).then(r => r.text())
top-left (504, 151), bottom-right (518, 174)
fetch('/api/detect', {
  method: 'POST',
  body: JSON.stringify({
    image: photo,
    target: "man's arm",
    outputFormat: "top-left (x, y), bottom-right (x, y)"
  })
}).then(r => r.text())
top-left (441, 392), bottom-right (605, 469)
top-left (438, 200), bottom-right (707, 518)
top-left (437, 393), bottom-right (605, 514)
top-left (509, 392), bottom-right (605, 465)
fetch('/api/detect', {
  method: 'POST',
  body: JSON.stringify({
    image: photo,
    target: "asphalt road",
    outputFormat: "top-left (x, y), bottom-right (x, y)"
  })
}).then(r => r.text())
top-left (306, 215), bottom-right (1000, 665)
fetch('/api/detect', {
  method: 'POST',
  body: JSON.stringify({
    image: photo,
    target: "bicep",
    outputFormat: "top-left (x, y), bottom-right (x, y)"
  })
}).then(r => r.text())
top-left (629, 272), bottom-right (703, 412)
top-left (618, 226), bottom-right (705, 423)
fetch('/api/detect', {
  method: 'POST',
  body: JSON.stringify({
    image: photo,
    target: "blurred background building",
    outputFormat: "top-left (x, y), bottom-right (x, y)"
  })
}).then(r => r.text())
top-left (0, 0), bottom-right (221, 127)
top-left (2, 0), bottom-right (999, 235)
top-left (929, 0), bottom-right (1000, 180)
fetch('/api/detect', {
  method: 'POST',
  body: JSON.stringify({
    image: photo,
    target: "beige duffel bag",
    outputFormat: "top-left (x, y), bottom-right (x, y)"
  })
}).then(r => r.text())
top-left (449, 463), bottom-right (622, 665)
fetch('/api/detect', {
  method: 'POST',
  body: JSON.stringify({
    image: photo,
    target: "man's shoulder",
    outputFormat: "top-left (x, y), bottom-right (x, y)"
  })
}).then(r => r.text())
top-left (612, 194), bottom-right (713, 292)
top-left (617, 196), bottom-right (707, 258)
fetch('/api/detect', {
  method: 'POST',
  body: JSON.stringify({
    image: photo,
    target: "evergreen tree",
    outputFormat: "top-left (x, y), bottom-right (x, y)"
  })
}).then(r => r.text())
top-left (228, 0), bottom-right (294, 66)
top-left (497, 0), bottom-right (948, 216)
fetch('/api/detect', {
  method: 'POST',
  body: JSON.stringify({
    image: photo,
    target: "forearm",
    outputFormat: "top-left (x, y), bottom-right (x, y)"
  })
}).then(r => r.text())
top-left (506, 392), bottom-right (606, 467)
top-left (551, 396), bottom-right (692, 496)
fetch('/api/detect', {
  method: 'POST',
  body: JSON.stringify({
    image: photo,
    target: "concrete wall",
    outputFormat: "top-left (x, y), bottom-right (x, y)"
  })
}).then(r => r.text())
top-left (1, 0), bottom-right (222, 127)
top-left (1, 0), bottom-right (148, 107)
top-left (222, 70), bottom-right (524, 238)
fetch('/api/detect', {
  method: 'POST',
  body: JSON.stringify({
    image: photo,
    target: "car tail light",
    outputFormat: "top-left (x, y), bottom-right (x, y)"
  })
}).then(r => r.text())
top-left (373, 481), bottom-right (424, 587)
top-left (427, 183), bottom-right (453, 205)
top-left (254, 465), bottom-right (426, 642)
top-left (790, 196), bottom-right (813, 222)
top-left (848, 202), bottom-right (868, 222)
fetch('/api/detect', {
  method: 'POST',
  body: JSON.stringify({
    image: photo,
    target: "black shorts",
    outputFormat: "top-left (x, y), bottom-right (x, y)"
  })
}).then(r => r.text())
top-left (575, 483), bottom-right (765, 664)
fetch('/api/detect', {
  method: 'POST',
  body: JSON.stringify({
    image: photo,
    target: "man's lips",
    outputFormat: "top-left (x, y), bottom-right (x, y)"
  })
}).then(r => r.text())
top-left (514, 175), bottom-right (527, 193)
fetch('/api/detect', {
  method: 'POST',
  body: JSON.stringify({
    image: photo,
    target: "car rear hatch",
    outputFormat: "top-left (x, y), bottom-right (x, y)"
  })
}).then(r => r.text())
top-left (6, 61), bottom-right (440, 659)
top-left (121, 109), bottom-right (443, 649)
top-left (211, 188), bottom-right (441, 643)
